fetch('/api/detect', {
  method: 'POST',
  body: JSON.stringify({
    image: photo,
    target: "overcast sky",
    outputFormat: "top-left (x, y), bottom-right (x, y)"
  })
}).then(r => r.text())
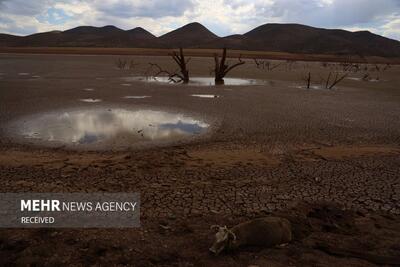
top-left (0, 0), bottom-right (399, 40)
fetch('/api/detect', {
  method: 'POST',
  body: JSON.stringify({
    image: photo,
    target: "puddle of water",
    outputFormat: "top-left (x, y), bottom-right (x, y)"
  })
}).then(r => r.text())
top-left (13, 108), bottom-right (209, 148)
top-left (345, 77), bottom-right (385, 83)
top-left (292, 85), bottom-right (328, 90)
top-left (83, 88), bottom-right (94, 91)
top-left (125, 76), bottom-right (262, 86)
top-left (191, 94), bottom-right (219, 98)
top-left (18, 73), bottom-right (30, 76)
top-left (123, 96), bottom-right (151, 99)
top-left (79, 98), bottom-right (102, 103)
top-left (346, 77), bottom-right (362, 81)
top-left (121, 83), bottom-right (132, 86)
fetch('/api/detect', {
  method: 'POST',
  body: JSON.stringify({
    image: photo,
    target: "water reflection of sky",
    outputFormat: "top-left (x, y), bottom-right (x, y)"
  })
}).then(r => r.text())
top-left (19, 108), bottom-right (209, 146)
top-left (160, 121), bottom-right (205, 134)
top-left (191, 94), bottom-right (219, 98)
top-left (125, 76), bottom-right (261, 86)
top-left (79, 98), bottom-right (102, 103)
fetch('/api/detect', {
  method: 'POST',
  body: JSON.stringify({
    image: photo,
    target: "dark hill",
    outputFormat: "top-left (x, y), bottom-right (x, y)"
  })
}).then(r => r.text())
top-left (127, 27), bottom-right (156, 39)
top-left (1, 23), bottom-right (400, 57)
top-left (240, 23), bottom-right (400, 57)
top-left (63, 25), bottom-right (123, 34)
top-left (158, 22), bottom-right (219, 48)
top-left (6, 25), bottom-right (158, 48)
top-left (0, 33), bottom-right (21, 46)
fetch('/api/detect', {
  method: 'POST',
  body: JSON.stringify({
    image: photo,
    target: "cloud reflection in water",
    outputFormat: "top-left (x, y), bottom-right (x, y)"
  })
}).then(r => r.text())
top-left (20, 108), bottom-right (209, 146)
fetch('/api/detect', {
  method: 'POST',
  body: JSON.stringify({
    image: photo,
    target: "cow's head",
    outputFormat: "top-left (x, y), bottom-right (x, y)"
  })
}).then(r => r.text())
top-left (209, 225), bottom-right (236, 255)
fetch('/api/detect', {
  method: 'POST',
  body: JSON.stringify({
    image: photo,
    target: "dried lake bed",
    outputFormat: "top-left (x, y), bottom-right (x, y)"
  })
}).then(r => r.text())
top-left (0, 53), bottom-right (400, 266)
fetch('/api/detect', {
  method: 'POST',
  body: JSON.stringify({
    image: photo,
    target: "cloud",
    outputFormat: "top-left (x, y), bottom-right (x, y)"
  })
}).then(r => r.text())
top-left (0, 0), bottom-right (49, 16)
top-left (382, 17), bottom-right (400, 40)
top-left (224, 0), bottom-right (400, 28)
top-left (0, 0), bottom-right (399, 40)
top-left (94, 0), bottom-right (195, 18)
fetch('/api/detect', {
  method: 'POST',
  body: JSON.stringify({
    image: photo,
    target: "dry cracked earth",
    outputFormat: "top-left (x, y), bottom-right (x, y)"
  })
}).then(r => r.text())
top-left (0, 54), bottom-right (399, 266)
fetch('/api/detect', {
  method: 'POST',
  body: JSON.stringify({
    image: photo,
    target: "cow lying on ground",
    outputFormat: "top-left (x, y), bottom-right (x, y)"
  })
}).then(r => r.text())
top-left (209, 217), bottom-right (292, 255)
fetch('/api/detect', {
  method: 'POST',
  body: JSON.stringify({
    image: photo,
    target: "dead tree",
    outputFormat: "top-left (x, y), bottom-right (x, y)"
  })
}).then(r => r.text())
top-left (146, 63), bottom-right (170, 77)
top-left (214, 48), bottom-right (245, 84)
top-left (383, 64), bottom-right (391, 71)
top-left (115, 58), bottom-right (138, 70)
top-left (361, 73), bottom-right (370, 81)
top-left (325, 72), bottom-right (331, 89)
top-left (253, 58), bottom-right (282, 71)
top-left (128, 60), bottom-right (139, 70)
top-left (146, 48), bottom-right (191, 83)
top-left (303, 72), bottom-right (311, 89)
top-left (325, 71), bottom-right (349, 89)
top-left (115, 58), bottom-right (127, 69)
top-left (286, 60), bottom-right (296, 71)
top-left (170, 48), bottom-right (190, 83)
top-left (300, 68), bottom-right (348, 90)
top-left (115, 58), bottom-right (139, 70)
top-left (145, 63), bottom-right (182, 83)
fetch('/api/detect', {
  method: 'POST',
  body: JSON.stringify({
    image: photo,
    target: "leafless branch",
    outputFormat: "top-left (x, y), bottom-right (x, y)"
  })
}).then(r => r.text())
top-left (170, 48), bottom-right (190, 83)
top-left (115, 58), bottom-right (139, 70)
top-left (253, 58), bottom-right (282, 71)
top-left (300, 71), bottom-right (311, 89)
top-left (145, 48), bottom-right (191, 83)
top-left (213, 48), bottom-right (245, 84)
top-left (326, 71), bottom-right (349, 89)
top-left (115, 58), bottom-right (127, 69)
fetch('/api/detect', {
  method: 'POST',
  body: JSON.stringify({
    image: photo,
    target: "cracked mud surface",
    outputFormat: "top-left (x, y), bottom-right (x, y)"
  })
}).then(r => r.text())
top-left (0, 54), bottom-right (399, 266)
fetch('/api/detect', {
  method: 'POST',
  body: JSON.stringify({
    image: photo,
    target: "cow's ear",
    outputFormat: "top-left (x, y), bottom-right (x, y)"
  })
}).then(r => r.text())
top-left (228, 230), bottom-right (236, 241)
top-left (210, 225), bottom-right (220, 232)
top-left (227, 230), bottom-right (237, 249)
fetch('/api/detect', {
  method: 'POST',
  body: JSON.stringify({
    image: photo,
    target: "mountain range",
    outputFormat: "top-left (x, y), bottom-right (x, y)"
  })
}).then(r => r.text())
top-left (1, 22), bottom-right (400, 57)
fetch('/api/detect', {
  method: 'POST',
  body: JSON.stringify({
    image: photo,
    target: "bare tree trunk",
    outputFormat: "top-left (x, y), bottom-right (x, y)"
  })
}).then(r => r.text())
top-left (325, 72), bottom-right (331, 89)
top-left (171, 48), bottom-right (190, 83)
top-left (328, 72), bottom-right (348, 89)
top-left (214, 48), bottom-right (245, 85)
top-left (147, 48), bottom-right (190, 83)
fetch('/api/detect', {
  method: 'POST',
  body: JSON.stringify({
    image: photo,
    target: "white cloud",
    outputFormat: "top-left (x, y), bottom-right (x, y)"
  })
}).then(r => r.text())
top-left (382, 17), bottom-right (400, 40)
top-left (53, 1), bottom-right (92, 16)
top-left (94, 0), bottom-right (195, 18)
top-left (223, 0), bottom-right (400, 29)
top-left (0, 0), bottom-right (49, 16)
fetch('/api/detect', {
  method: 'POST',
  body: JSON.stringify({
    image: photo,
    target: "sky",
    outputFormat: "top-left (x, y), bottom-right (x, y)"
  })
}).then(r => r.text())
top-left (0, 0), bottom-right (399, 40)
